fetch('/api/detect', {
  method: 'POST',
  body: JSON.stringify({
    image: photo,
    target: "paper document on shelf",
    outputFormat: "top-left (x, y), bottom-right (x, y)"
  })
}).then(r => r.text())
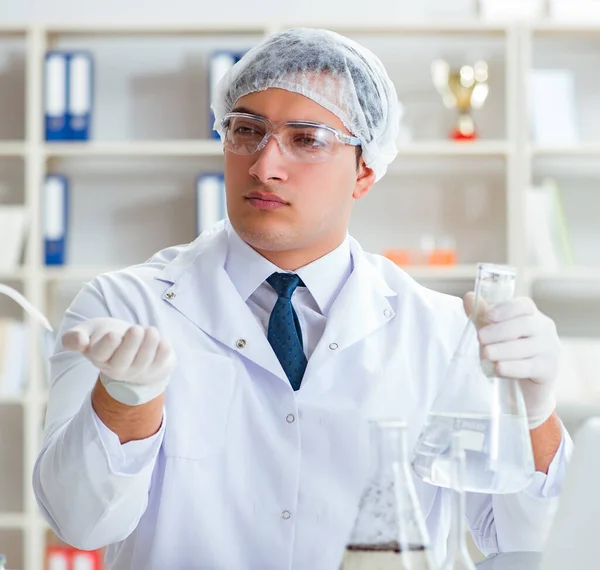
top-left (0, 319), bottom-right (27, 398)
top-left (550, 0), bottom-right (600, 21)
top-left (480, 0), bottom-right (544, 20)
top-left (525, 180), bottom-right (575, 269)
top-left (555, 339), bottom-right (589, 404)
top-left (525, 186), bottom-right (560, 270)
top-left (559, 338), bottom-right (600, 401)
top-left (530, 70), bottom-right (579, 145)
top-left (0, 206), bottom-right (28, 270)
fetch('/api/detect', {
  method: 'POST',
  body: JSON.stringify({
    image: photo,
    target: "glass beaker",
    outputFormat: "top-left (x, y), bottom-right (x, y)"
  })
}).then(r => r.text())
top-left (442, 435), bottom-right (476, 570)
top-left (340, 420), bottom-right (436, 570)
top-left (412, 263), bottom-right (535, 494)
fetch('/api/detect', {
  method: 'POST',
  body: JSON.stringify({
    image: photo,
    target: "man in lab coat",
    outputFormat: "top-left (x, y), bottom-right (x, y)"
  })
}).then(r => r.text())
top-left (33, 28), bottom-right (570, 569)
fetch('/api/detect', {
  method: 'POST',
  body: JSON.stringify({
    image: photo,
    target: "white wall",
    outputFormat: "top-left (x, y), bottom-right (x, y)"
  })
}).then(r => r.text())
top-left (0, 0), bottom-right (477, 25)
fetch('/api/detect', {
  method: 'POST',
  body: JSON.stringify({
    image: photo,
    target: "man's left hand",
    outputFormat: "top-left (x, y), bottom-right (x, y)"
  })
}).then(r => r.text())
top-left (464, 293), bottom-right (561, 429)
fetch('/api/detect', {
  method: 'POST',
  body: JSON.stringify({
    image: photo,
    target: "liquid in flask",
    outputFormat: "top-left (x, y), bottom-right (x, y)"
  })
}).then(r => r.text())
top-left (412, 263), bottom-right (534, 494)
top-left (441, 434), bottom-right (476, 570)
top-left (341, 420), bottom-right (436, 570)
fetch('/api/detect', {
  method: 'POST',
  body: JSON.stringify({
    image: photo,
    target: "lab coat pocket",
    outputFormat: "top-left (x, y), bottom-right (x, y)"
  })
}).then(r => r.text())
top-left (163, 353), bottom-right (237, 461)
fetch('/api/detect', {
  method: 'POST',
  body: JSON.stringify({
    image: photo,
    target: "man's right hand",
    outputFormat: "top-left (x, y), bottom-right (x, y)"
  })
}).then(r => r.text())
top-left (62, 317), bottom-right (177, 406)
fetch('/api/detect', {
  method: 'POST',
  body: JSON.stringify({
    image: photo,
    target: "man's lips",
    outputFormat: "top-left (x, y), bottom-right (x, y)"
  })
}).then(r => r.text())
top-left (246, 191), bottom-right (289, 210)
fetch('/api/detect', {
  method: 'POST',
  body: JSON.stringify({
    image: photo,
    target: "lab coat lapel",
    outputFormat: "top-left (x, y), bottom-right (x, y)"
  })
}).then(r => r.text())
top-left (156, 227), bottom-right (287, 382)
top-left (305, 238), bottom-right (397, 377)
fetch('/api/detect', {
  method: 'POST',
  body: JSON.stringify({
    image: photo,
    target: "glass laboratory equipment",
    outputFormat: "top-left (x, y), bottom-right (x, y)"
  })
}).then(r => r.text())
top-left (442, 435), bottom-right (476, 570)
top-left (0, 554), bottom-right (6, 570)
top-left (412, 263), bottom-right (535, 494)
top-left (340, 420), bottom-right (437, 570)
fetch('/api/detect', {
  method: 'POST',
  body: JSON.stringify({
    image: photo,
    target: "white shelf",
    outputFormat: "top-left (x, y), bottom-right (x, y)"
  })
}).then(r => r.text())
top-left (530, 267), bottom-right (600, 282)
top-left (42, 140), bottom-right (511, 159)
top-left (0, 142), bottom-right (26, 158)
top-left (41, 22), bottom-right (511, 36)
top-left (0, 396), bottom-right (26, 406)
top-left (40, 140), bottom-right (513, 159)
top-left (403, 265), bottom-right (478, 280)
top-left (44, 140), bottom-right (224, 158)
top-left (308, 22), bottom-right (509, 35)
top-left (0, 514), bottom-right (26, 530)
top-left (43, 266), bottom-right (126, 282)
top-left (0, 26), bottom-right (27, 36)
top-left (557, 402), bottom-right (600, 425)
top-left (45, 24), bottom-right (269, 36)
top-left (531, 143), bottom-right (600, 157)
top-left (396, 140), bottom-right (510, 157)
top-left (0, 268), bottom-right (26, 281)
top-left (533, 21), bottom-right (600, 34)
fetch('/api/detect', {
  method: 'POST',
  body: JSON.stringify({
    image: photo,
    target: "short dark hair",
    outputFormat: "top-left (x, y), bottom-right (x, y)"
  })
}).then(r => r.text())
top-left (355, 145), bottom-right (362, 170)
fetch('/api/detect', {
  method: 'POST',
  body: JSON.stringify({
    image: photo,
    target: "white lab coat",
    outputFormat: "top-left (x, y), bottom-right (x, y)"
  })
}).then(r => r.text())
top-left (33, 222), bottom-right (571, 570)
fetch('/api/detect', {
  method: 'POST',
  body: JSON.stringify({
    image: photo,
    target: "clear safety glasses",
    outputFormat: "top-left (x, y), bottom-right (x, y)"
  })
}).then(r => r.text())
top-left (221, 112), bottom-right (361, 163)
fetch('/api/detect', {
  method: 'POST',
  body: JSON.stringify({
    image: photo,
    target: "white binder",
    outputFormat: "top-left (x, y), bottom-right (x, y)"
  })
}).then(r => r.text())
top-left (45, 52), bottom-right (68, 140)
top-left (196, 174), bottom-right (226, 235)
top-left (209, 51), bottom-right (238, 138)
top-left (68, 52), bottom-right (93, 140)
top-left (43, 174), bottom-right (69, 266)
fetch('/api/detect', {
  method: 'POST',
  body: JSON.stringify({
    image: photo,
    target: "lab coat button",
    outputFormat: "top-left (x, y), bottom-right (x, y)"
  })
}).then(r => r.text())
top-left (329, 342), bottom-right (339, 351)
top-left (286, 414), bottom-right (295, 424)
top-left (281, 510), bottom-right (292, 520)
top-left (384, 309), bottom-right (392, 318)
top-left (165, 292), bottom-right (176, 299)
top-left (236, 339), bottom-right (247, 349)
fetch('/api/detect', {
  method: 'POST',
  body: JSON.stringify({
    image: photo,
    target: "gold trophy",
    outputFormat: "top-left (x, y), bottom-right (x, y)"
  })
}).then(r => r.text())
top-left (431, 59), bottom-right (489, 141)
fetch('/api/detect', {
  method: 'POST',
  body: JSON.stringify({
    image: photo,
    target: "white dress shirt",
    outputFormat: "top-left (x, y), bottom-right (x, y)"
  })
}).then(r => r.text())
top-left (225, 227), bottom-right (353, 360)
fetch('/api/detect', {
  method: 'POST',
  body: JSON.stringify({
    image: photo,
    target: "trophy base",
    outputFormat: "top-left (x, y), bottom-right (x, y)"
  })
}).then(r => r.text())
top-left (451, 129), bottom-right (477, 141)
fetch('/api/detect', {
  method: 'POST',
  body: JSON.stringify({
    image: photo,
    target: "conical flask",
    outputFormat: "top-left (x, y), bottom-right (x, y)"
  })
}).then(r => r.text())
top-left (341, 420), bottom-right (437, 570)
top-left (412, 263), bottom-right (535, 494)
top-left (442, 434), bottom-right (476, 570)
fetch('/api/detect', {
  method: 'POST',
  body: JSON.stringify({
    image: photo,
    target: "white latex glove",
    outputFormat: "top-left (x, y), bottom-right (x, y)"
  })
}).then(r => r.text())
top-left (464, 293), bottom-right (560, 429)
top-left (62, 317), bottom-right (177, 406)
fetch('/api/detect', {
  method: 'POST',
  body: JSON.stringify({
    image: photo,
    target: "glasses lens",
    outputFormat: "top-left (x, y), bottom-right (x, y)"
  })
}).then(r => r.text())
top-left (224, 115), bottom-right (267, 155)
top-left (281, 125), bottom-right (339, 162)
top-left (223, 115), bottom-right (347, 162)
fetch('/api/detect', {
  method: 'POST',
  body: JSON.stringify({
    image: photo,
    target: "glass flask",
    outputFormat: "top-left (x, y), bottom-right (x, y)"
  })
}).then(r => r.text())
top-left (340, 420), bottom-right (437, 570)
top-left (412, 263), bottom-right (535, 494)
top-left (442, 435), bottom-right (476, 570)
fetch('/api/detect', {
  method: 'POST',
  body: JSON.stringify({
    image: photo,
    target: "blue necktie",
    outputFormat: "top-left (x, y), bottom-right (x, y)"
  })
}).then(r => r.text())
top-left (266, 272), bottom-right (307, 391)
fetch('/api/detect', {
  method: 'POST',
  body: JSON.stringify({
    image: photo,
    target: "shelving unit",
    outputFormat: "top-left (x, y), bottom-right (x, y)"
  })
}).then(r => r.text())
top-left (529, 267), bottom-right (600, 281)
top-left (0, 269), bottom-right (26, 281)
top-left (0, 143), bottom-right (27, 157)
top-left (43, 140), bottom-right (225, 158)
top-left (396, 140), bottom-right (511, 156)
top-left (0, 515), bottom-right (26, 531)
top-left (40, 140), bottom-right (516, 159)
top-left (530, 143), bottom-right (600, 156)
top-left (0, 21), bottom-right (599, 570)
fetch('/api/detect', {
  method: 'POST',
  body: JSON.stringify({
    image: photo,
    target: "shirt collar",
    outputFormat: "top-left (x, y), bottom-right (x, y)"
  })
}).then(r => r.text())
top-left (224, 221), bottom-right (352, 316)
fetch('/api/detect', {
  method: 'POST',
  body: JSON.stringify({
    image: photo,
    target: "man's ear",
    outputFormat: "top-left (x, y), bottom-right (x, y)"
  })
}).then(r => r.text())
top-left (353, 158), bottom-right (376, 200)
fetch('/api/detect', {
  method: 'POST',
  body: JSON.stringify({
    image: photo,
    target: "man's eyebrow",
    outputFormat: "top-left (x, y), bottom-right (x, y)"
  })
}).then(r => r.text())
top-left (231, 106), bottom-right (265, 118)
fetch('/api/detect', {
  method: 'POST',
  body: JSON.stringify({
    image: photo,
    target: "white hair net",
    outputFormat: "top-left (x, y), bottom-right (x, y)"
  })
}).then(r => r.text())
top-left (211, 28), bottom-right (400, 182)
